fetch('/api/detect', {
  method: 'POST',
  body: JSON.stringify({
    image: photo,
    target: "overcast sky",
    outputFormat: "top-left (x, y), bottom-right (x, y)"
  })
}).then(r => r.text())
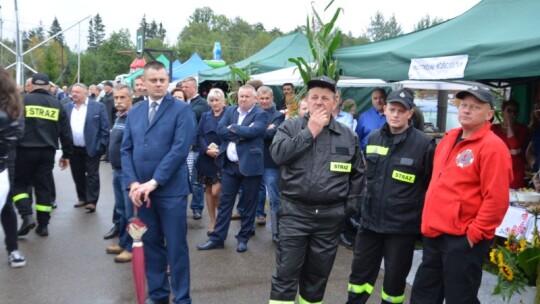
top-left (1, 0), bottom-right (480, 52)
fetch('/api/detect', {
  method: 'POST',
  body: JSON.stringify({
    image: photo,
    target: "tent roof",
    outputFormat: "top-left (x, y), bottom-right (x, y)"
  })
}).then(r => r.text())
top-left (334, 0), bottom-right (540, 84)
top-left (172, 53), bottom-right (211, 81)
top-left (250, 65), bottom-right (388, 87)
top-left (198, 32), bottom-right (311, 82)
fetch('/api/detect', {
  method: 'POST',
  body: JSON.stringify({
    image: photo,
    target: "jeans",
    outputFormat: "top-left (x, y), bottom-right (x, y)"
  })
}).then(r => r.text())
top-left (188, 151), bottom-right (204, 212)
top-left (256, 168), bottom-right (280, 217)
top-left (113, 169), bottom-right (133, 252)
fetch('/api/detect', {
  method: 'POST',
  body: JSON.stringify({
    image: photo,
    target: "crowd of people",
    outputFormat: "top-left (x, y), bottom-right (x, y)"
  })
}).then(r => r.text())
top-left (0, 60), bottom-right (529, 303)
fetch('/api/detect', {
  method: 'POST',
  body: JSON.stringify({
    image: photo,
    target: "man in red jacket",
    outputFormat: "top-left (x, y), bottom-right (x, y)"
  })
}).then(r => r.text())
top-left (411, 87), bottom-right (513, 304)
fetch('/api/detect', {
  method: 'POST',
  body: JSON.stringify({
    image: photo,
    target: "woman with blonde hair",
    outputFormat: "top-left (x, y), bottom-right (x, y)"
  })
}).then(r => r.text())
top-left (195, 88), bottom-right (226, 235)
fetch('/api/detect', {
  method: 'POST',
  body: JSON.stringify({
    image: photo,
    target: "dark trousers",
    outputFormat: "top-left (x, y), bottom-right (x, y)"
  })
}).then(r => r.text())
top-left (411, 235), bottom-right (491, 304)
top-left (210, 160), bottom-right (261, 245)
top-left (2, 158), bottom-right (18, 252)
top-left (139, 195), bottom-right (191, 304)
top-left (347, 230), bottom-right (417, 304)
top-left (70, 146), bottom-right (101, 204)
top-left (270, 199), bottom-right (346, 303)
top-left (13, 147), bottom-right (55, 225)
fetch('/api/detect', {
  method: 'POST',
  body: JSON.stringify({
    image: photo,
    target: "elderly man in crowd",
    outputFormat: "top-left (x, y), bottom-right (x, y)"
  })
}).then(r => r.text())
top-left (64, 83), bottom-right (109, 213)
top-left (197, 84), bottom-right (268, 253)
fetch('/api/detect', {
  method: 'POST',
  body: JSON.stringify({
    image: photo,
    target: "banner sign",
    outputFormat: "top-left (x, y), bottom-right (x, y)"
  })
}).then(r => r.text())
top-left (408, 55), bottom-right (468, 80)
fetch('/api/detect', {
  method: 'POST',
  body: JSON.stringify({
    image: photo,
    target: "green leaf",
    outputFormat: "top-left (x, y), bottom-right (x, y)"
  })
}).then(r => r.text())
top-left (517, 247), bottom-right (540, 283)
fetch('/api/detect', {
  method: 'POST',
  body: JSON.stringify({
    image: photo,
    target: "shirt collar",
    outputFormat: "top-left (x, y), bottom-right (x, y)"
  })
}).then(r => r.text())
top-left (148, 97), bottom-right (164, 106)
top-left (237, 104), bottom-right (255, 115)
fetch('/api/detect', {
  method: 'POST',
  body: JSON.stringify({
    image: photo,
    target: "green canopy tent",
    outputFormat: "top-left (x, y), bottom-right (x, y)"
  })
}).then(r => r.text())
top-left (198, 32), bottom-right (311, 82)
top-left (334, 0), bottom-right (540, 86)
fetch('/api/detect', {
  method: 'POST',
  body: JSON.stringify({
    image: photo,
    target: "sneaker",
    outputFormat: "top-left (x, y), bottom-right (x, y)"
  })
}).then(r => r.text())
top-left (8, 250), bottom-right (26, 268)
top-left (114, 251), bottom-right (132, 263)
top-left (106, 245), bottom-right (124, 255)
top-left (256, 216), bottom-right (266, 226)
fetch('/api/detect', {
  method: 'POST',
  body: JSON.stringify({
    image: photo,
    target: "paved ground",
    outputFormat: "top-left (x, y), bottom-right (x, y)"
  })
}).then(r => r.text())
top-left (0, 153), bottom-right (405, 304)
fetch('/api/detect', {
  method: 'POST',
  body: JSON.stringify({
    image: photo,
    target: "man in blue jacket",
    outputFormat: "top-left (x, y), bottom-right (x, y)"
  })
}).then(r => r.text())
top-left (197, 84), bottom-right (268, 253)
top-left (122, 61), bottom-right (196, 304)
top-left (64, 83), bottom-right (109, 213)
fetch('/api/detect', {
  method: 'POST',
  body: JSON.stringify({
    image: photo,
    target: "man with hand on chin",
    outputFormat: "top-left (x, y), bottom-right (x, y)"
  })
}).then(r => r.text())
top-left (268, 76), bottom-right (365, 304)
top-left (122, 61), bottom-right (196, 304)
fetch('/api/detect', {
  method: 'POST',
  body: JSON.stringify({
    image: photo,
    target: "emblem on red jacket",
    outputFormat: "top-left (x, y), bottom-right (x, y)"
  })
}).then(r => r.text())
top-left (456, 149), bottom-right (474, 168)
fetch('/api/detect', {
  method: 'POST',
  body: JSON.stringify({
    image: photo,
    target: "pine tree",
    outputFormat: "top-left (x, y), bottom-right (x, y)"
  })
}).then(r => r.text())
top-left (87, 18), bottom-right (96, 50)
top-left (48, 17), bottom-right (64, 45)
top-left (93, 14), bottom-right (106, 47)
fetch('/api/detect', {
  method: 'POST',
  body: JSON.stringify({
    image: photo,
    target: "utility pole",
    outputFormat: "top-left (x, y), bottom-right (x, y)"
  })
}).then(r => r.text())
top-left (14, 0), bottom-right (24, 85)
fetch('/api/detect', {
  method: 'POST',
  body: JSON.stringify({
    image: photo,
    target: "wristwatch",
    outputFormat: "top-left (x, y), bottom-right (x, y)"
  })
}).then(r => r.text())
top-left (149, 179), bottom-right (158, 187)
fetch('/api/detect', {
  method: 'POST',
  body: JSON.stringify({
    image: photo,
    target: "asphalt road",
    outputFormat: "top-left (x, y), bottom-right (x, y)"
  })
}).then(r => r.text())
top-left (0, 153), bottom-right (410, 304)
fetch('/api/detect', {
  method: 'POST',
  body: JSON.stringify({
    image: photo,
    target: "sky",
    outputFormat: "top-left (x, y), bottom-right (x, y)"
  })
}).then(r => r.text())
top-left (0, 0), bottom-right (481, 53)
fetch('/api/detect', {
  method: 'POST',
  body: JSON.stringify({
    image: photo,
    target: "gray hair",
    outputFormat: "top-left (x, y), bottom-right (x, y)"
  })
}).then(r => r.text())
top-left (257, 85), bottom-right (273, 97)
top-left (113, 83), bottom-right (133, 96)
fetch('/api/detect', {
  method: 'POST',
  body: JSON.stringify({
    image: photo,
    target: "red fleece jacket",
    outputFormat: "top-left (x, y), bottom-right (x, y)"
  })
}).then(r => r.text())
top-left (421, 122), bottom-right (513, 244)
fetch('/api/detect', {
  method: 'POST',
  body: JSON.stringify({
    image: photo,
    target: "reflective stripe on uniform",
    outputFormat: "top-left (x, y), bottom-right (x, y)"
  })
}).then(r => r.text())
top-left (25, 105), bottom-right (60, 121)
top-left (348, 282), bottom-right (374, 295)
top-left (391, 170), bottom-right (416, 183)
top-left (381, 289), bottom-right (405, 303)
top-left (35, 204), bottom-right (52, 213)
top-left (298, 295), bottom-right (322, 304)
top-left (269, 300), bottom-right (295, 304)
top-left (366, 145), bottom-right (388, 156)
top-left (12, 193), bottom-right (29, 203)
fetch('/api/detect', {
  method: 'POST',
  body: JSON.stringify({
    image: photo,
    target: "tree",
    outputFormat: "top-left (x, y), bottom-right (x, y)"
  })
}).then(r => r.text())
top-left (414, 15), bottom-right (444, 31)
top-left (48, 17), bottom-right (64, 45)
top-left (366, 11), bottom-right (403, 42)
top-left (93, 14), bottom-right (106, 47)
top-left (88, 14), bottom-right (106, 51)
top-left (87, 18), bottom-right (96, 50)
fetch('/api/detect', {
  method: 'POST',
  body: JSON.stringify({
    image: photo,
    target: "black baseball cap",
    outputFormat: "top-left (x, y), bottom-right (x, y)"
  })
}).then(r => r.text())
top-left (307, 76), bottom-right (336, 93)
top-left (386, 89), bottom-right (414, 110)
top-left (31, 73), bottom-right (50, 85)
top-left (456, 86), bottom-right (493, 106)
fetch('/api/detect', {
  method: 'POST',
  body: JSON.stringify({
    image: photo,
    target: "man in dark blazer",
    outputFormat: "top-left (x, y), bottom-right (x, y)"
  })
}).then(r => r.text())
top-left (197, 84), bottom-right (268, 253)
top-left (122, 61), bottom-right (196, 304)
top-left (181, 77), bottom-right (209, 220)
top-left (64, 83), bottom-right (109, 212)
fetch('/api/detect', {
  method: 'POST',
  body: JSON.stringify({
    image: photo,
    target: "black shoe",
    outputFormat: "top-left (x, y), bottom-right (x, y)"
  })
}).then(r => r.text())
top-left (192, 211), bottom-right (202, 220)
top-left (18, 215), bottom-right (36, 236)
top-left (51, 201), bottom-right (58, 209)
top-left (36, 225), bottom-right (49, 237)
top-left (236, 242), bottom-right (248, 253)
top-left (339, 232), bottom-right (353, 250)
top-left (249, 229), bottom-right (256, 237)
top-left (103, 226), bottom-right (119, 239)
top-left (196, 240), bottom-right (224, 250)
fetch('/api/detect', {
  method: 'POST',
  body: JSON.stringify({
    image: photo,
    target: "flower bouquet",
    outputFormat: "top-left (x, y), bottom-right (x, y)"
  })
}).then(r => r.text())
top-left (490, 205), bottom-right (540, 302)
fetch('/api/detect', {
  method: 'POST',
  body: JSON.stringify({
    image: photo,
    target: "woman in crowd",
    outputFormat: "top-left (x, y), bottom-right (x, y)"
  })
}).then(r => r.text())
top-left (171, 88), bottom-right (186, 102)
top-left (492, 99), bottom-right (529, 189)
top-left (0, 67), bottom-right (25, 267)
top-left (526, 101), bottom-right (540, 172)
top-left (195, 88), bottom-right (226, 235)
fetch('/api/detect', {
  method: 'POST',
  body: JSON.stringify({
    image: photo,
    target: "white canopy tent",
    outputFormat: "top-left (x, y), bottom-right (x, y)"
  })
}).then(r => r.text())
top-left (249, 65), bottom-right (391, 87)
